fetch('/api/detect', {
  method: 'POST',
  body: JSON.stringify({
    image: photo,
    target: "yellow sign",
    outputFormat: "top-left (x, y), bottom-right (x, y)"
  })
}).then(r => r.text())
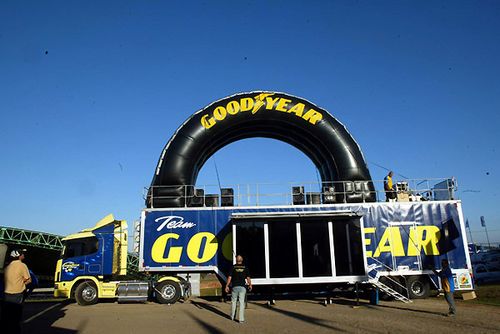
top-left (364, 225), bottom-right (441, 258)
top-left (151, 232), bottom-right (232, 264)
top-left (200, 93), bottom-right (324, 129)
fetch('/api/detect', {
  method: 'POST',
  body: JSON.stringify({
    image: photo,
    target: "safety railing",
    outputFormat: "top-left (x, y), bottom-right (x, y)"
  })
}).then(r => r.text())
top-left (144, 177), bottom-right (458, 208)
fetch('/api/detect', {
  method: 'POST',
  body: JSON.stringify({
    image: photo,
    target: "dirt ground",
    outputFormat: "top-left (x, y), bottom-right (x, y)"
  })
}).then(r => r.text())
top-left (18, 296), bottom-right (500, 334)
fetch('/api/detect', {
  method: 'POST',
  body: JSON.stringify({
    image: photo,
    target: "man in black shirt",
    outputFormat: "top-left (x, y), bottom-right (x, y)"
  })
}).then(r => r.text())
top-left (225, 255), bottom-right (252, 323)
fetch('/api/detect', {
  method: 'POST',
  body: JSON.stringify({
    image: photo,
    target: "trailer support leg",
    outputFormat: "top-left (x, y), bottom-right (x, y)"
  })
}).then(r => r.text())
top-left (355, 282), bottom-right (360, 307)
top-left (323, 289), bottom-right (333, 306)
top-left (267, 287), bottom-right (276, 306)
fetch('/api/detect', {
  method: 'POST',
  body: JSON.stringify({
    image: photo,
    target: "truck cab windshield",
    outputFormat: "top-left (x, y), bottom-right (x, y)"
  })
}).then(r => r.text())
top-left (62, 237), bottom-right (99, 259)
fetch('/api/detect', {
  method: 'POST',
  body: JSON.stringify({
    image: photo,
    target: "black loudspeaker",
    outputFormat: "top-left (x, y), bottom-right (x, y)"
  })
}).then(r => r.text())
top-left (306, 192), bottom-right (321, 205)
top-left (344, 181), bottom-right (354, 194)
top-left (221, 188), bottom-right (234, 207)
top-left (189, 188), bottom-right (204, 207)
top-left (292, 186), bottom-right (305, 205)
top-left (322, 186), bottom-right (336, 204)
top-left (205, 194), bottom-right (219, 207)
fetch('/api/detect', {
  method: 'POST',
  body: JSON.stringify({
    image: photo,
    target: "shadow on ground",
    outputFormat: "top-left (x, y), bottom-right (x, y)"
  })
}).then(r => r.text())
top-left (191, 300), bottom-right (230, 320)
top-left (19, 301), bottom-right (83, 334)
top-left (185, 310), bottom-right (225, 334)
top-left (253, 301), bottom-right (346, 332)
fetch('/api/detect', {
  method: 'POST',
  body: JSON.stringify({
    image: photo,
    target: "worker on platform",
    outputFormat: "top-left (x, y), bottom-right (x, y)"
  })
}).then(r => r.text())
top-left (2, 249), bottom-right (31, 334)
top-left (384, 171), bottom-right (396, 202)
top-left (225, 255), bottom-right (252, 323)
top-left (433, 259), bottom-right (456, 317)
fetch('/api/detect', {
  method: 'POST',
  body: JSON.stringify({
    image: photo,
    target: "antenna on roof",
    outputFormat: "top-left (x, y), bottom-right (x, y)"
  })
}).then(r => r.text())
top-left (214, 161), bottom-right (222, 192)
top-left (368, 161), bottom-right (409, 179)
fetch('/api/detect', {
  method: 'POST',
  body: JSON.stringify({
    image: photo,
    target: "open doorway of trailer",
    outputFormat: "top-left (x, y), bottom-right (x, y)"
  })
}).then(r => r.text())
top-left (231, 212), bottom-right (367, 285)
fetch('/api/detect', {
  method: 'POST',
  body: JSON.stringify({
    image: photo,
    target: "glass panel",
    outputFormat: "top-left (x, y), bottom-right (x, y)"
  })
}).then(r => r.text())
top-left (268, 221), bottom-right (299, 278)
top-left (235, 221), bottom-right (266, 278)
top-left (300, 220), bottom-right (332, 277)
top-left (62, 237), bottom-right (98, 259)
top-left (333, 219), bottom-right (365, 276)
top-left (347, 219), bottom-right (365, 275)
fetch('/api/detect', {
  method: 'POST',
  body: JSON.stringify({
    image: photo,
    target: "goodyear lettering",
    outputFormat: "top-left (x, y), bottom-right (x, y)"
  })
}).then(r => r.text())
top-left (186, 232), bottom-right (218, 263)
top-left (302, 108), bottom-right (323, 125)
top-left (213, 106), bottom-right (226, 121)
top-left (222, 232), bottom-right (233, 261)
top-left (151, 225), bottom-right (441, 265)
top-left (276, 98), bottom-right (291, 112)
top-left (226, 101), bottom-right (240, 115)
top-left (407, 226), bottom-right (441, 256)
top-left (264, 96), bottom-right (280, 110)
top-left (201, 114), bottom-right (216, 129)
top-left (373, 227), bottom-right (405, 257)
top-left (287, 103), bottom-right (305, 117)
top-left (151, 233), bottom-right (183, 263)
top-left (200, 93), bottom-right (324, 129)
top-left (240, 97), bottom-right (253, 111)
top-left (151, 231), bottom-right (221, 264)
top-left (365, 225), bottom-right (441, 258)
top-left (252, 93), bottom-right (272, 113)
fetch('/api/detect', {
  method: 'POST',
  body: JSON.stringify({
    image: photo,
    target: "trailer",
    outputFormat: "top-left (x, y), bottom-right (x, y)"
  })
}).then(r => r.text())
top-left (138, 199), bottom-right (473, 299)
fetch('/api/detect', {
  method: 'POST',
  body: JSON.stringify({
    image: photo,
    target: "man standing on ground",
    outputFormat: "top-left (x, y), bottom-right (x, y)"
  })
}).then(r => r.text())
top-left (225, 255), bottom-right (252, 323)
top-left (384, 171), bottom-right (396, 202)
top-left (2, 249), bottom-right (31, 333)
top-left (433, 259), bottom-right (456, 316)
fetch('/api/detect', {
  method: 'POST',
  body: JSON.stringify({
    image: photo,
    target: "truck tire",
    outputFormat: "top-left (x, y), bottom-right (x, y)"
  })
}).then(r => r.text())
top-left (156, 280), bottom-right (181, 304)
top-left (75, 281), bottom-right (99, 306)
top-left (407, 276), bottom-right (430, 299)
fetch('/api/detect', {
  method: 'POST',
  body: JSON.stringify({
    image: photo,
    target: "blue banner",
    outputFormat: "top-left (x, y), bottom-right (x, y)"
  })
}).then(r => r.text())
top-left (141, 202), bottom-right (468, 276)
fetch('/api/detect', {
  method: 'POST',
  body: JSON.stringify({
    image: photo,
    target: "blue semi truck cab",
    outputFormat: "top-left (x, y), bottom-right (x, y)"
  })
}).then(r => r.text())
top-left (53, 214), bottom-right (191, 305)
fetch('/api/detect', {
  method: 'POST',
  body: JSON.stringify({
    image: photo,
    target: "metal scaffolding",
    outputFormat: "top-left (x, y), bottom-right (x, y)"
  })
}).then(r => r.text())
top-left (0, 226), bottom-right (64, 250)
top-left (0, 225), bottom-right (141, 275)
top-left (127, 253), bottom-right (139, 273)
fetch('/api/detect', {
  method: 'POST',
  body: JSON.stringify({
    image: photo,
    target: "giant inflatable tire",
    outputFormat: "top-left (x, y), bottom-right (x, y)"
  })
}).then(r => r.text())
top-left (148, 91), bottom-right (376, 208)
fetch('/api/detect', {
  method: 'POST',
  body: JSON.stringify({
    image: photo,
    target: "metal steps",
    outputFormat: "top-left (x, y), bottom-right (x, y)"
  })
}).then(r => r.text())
top-left (368, 264), bottom-right (412, 303)
top-left (369, 277), bottom-right (412, 303)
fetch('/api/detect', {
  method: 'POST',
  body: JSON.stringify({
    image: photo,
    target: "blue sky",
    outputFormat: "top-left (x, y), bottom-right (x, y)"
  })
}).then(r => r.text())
top-left (1, 1), bottom-right (499, 244)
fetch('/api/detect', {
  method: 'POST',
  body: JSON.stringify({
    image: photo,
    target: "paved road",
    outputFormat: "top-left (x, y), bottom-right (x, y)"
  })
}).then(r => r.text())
top-left (14, 296), bottom-right (500, 334)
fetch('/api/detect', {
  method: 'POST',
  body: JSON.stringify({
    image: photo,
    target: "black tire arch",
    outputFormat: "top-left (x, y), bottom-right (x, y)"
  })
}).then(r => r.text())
top-left (148, 91), bottom-right (376, 207)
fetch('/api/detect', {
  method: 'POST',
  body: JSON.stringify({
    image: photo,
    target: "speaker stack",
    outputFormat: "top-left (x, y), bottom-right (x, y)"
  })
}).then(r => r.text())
top-left (189, 188), bottom-right (205, 207)
top-left (322, 186), bottom-right (336, 204)
top-left (204, 194), bottom-right (219, 207)
top-left (306, 192), bottom-right (321, 205)
top-left (221, 188), bottom-right (234, 207)
top-left (292, 186), bottom-right (305, 205)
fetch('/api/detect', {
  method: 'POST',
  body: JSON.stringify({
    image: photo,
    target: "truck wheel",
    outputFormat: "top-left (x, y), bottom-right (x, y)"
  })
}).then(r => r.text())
top-left (407, 276), bottom-right (430, 299)
top-left (156, 280), bottom-right (181, 304)
top-left (75, 281), bottom-right (99, 306)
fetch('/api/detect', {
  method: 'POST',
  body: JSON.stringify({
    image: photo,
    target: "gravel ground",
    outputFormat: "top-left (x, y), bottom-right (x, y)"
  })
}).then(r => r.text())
top-left (17, 296), bottom-right (500, 334)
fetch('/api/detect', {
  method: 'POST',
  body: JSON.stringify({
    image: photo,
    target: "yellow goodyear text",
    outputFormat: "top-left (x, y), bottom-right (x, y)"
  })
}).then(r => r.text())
top-left (364, 225), bottom-right (441, 258)
top-left (151, 232), bottom-right (233, 264)
top-left (200, 93), bottom-right (323, 129)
